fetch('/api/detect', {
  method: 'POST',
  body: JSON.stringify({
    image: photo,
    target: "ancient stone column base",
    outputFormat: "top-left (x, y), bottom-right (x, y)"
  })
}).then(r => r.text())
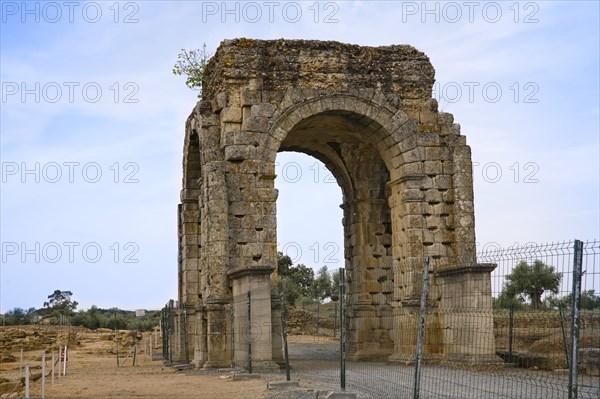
top-left (348, 348), bottom-right (393, 362)
top-left (246, 360), bottom-right (282, 372)
top-left (387, 353), bottom-right (444, 365)
top-left (441, 354), bottom-right (503, 365)
top-left (202, 359), bottom-right (233, 368)
top-left (388, 353), bottom-right (502, 366)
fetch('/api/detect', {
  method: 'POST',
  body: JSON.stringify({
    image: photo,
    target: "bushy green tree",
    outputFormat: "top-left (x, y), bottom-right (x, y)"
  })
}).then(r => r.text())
top-left (43, 290), bottom-right (78, 316)
top-left (500, 260), bottom-right (561, 310)
top-left (311, 266), bottom-right (332, 302)
top-left (330, 269), bottom-right (341, 301)
top-left (277, 252), bottom-right (315, 306)
top-left (289, 264), bottom-right (315, 296)
top-left (279, 276), bottom-right (302, 307)
top-left (277, 251), bottom-right (293, 276)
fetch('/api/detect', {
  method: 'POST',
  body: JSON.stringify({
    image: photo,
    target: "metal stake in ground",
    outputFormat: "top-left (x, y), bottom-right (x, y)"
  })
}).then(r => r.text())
top-left (508, 304), bottom-right (514, 363)
top-left (247, 291), bottom-right (252, 374)
top-left (279, 288), bottom-right (291, 381)
top-left (41, 352), bottom-right (45, 399)
top-left (559, 304), bottom-right (570, 369)
top-left (339, 268), bottom-right (346, 391)
top-left (413, 257), bottom-right (430, 399)
top-left (183, 305), bottom-right (189, 364)
top-left (114, 308), bottom-right (119, 367)
top-left (58, 347), bottom-right (61, 379)
top-left (568, 239), bottom-right (583, 399)
top-left (230, 304), bottom-right (235, 368)
top-left (63, 345), bottom-right (67, 376)
top-left (25, 363), bottom-right (29, 399)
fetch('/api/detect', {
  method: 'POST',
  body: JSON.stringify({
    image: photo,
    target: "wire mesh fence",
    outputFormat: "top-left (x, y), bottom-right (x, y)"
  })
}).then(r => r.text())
top-left (161, 239), bottom-right (599, 398)
top-left (281, 239), bottom-right (599, 399)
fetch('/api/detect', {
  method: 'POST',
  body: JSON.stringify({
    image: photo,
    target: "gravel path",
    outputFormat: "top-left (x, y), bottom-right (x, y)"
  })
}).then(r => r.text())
top-left (266, 338), bottom-right (600, 399)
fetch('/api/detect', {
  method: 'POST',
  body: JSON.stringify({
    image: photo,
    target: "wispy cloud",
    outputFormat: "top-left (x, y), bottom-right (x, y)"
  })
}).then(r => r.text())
top-left (1, 1), bottom-right (598, 312)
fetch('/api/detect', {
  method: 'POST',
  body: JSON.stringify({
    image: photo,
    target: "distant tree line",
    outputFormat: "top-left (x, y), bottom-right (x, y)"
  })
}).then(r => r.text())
top-left (1, 290), bottom-right (159, 331)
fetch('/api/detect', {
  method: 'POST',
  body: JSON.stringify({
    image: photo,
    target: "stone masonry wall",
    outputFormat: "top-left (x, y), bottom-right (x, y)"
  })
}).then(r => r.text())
top-left (177, 38), bottom-right (496, 367)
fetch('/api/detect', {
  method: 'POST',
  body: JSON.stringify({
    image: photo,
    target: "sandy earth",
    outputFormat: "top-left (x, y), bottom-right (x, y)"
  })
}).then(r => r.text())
top-left (1, 330), bottom-right (280, 399)
top-left (30, 357), bottom-right (271, 399)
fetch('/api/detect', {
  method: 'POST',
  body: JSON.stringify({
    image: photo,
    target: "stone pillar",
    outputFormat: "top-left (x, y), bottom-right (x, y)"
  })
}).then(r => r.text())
top-left (450, 141), bottom-right (477, 263)
top-left (179, 199), bottom-right (200, 305)
top-left (193, 306), bottom-right (206, 368)
top-left (204, 300), bottom-right (231, 368)
top-left (270, 294), bottom-right (284, 365)
top-left (344, 195), bottom-right (394, 361)
top-left (435, 264), bottom-right (499, 363)
top-left (388, 171), bottom-right (419, 361)
top-left (229, 269), bottom-right (278, 370)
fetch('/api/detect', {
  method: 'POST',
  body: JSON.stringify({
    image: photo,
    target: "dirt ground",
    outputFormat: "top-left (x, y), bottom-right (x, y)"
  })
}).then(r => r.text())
top-left (0, 328), bottom-right (279, 399)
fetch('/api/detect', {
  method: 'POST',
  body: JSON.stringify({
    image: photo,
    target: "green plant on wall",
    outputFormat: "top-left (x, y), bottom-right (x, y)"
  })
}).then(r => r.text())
top-left (172, 43), bottom-right (210, 98)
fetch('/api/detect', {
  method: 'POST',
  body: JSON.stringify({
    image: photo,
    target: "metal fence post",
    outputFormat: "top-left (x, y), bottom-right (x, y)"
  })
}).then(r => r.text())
top-left (25, 363), bottom-right (29, 399)
top-left (161, 308), bottom-right (167, 361)
top-left (41, 352), bottom-right (45, 399)
top-left (183, 305), bottom-right (189, 364)
top-left (247, 291), bottom-right (252, 374)
top-left (280, 289), bottom-right (291, 381)
top-left (568, 239), bottom-right (583, 399)
top-left (114, 309), bottom-right (119, 367)
top-left (413, 257), bottom-right (430, 399)
top-left (169, 300), bottom-right (174, 364)
top-left (230, 304), bottom-right (235, 368)
top-left (316, 301), bottom-right (320, 336)
top-left (333, 301), bottom-right (337, 339)
top-left (508, 304), bottom-right (514, 363)
top-left (339, 268), bottom-right (346, 391)
top-left (559, 304), bottom-right (570, 369)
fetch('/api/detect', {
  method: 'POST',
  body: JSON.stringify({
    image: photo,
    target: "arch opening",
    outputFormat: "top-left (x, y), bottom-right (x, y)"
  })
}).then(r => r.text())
top-left (276, 111), bottom-right (395, 360)
top-left (275, 151), bottom-right (344, 272)
top-left (179, 130), bottom-right (201, 306)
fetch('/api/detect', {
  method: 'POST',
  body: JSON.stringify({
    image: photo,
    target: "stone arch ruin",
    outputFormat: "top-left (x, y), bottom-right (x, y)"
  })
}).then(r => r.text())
top-left (174, 39), bottom-right (497, 368)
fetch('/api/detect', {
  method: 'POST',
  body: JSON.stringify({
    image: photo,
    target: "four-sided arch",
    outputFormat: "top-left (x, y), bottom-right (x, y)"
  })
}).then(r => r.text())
top-left (174, 39), bottom-right (497, 368)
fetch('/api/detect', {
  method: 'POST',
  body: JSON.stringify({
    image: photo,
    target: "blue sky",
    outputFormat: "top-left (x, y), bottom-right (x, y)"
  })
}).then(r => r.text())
top-left (1, 1), bottom-right (598, 312)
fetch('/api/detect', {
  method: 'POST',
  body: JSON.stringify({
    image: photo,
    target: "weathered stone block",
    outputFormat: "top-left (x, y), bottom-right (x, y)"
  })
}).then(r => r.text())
top-left (224, 145), bottom-right (255, 161)
top-left (424, 189), bottom-right (443, 204)
top-left (242, 116), bottom-right (269, 132)
top-left (241, 89), bottom-right (261, 106)
top-left (251, 103), bottom-right (277, 118)
top-left (220, 107), bottom-right (242, 123)
top-left (212, 92), bottom-right (227, 113)
top-left (423, 160), bottom-right (443, 175)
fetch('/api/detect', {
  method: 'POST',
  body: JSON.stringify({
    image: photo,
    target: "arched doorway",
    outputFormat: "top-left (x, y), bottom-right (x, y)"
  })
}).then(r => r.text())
top-left (273, 109), bottom-right (395, 360)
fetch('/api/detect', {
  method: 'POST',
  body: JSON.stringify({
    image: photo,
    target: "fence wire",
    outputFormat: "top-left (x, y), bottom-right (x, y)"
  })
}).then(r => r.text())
top-left (281, 239), bottom-right (599, 399)
top-left (160, 240), bottom-right (599, 398)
